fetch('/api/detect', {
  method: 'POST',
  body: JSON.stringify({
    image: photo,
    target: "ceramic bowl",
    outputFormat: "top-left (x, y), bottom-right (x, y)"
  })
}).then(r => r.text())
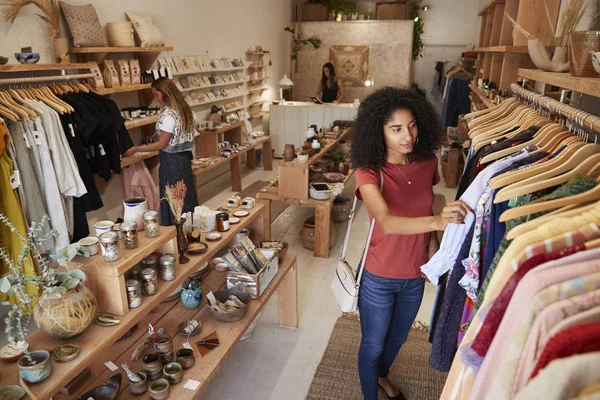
top-left (77, 373), bottom-right (122, 400)
top-left (15, 53), bottom-right (40, 64)
top-left (209, 287), bottom-right (251, 323)
top-left (176, 348), bottom-right (196, 369)
top-left (142, 353), bottom-right (163, 373)
top-left (592, 52), bottom-right (600, 74)
top-left (309, 183), bottom-right (332, 201)
top-left (18, 350), bottom-right (52, 383)
top-left (79, 236), bottom-right (100, 256)
top-left (163, 362), bottom-right (183, 384)
top-left (0, 385), bottom-right (26, 400)
top-left (128, 371), bottom-right (148, 395)
top-left (149, 379), bottom-right (170, 400)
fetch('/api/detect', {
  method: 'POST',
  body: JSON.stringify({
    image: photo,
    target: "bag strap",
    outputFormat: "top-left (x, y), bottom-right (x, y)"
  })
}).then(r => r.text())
top-left (339, 171), bottom-right (384, 287)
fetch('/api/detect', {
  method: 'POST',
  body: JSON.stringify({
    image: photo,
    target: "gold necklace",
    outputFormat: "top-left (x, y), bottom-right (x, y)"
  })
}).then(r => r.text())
top-left (392, 162), bottom-right (413, 185)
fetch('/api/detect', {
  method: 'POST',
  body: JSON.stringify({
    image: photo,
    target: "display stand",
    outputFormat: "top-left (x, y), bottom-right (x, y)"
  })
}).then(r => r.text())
top-left (1, 202), bottom-right (298, 400)
top-left (193, 123), bottom-right (273, 197)
top-left (256, 128), bottom-right (354, 258)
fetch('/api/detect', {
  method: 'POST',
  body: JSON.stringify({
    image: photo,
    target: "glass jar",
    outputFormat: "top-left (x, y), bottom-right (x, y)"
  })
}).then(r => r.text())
top-left (141, 268), bottom-right (158, 296)
top-left (142, 253), bottom-right (159, 274)
top-left (99, 231), bottom-right (121, 262)
top-left (127, 262), bottom-right (143, 281)
top-left (159, 255), bottom-right (176, 282)
top-left (143, 211), bottom-right (160, 238)
top-left (126, 279), bottom-right (142, 308)
top-left (216, 213), bottom-right (230, 232)
top-left (120, 221), bottom-right (139, 249)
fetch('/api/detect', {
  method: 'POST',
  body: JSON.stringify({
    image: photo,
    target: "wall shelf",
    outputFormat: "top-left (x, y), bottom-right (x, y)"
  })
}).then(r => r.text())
top-left (0, 63), bottom-right (91, 72)
top-left (517, 69), bottom-right (600, 98)
top-left (96, 83), bottom-right (152, 95)
top-left (224, 105), bottom-right (247, 113)
top-left (470, 83), bottom-right (494, 109)
top-left (188, 93), bottom-right (247, 108)
top-left (120, 151), bottom-right (159, 168)
top-left (248, 86), bottom-right (268, 94)
top-left (474, 46), bottom-right (528, 53)
top-left (249, 111), bottom-right (269, 119)
top-left (179, 79), bottom-right (247, 92)
top-left (172, 67), bottom-right (245, 77)
top-left (246, 52), bottom-right (267, 56)
top-left (248, 100), bottom-right (267, 107)
top-left (248, 77), bottom-right (270, 85)
top-left (70, 46), bottom-right (174, 54)
top-left (478, 0), bottom-right (506, 16)
top-left (124, 115), bottom-right (160, 130)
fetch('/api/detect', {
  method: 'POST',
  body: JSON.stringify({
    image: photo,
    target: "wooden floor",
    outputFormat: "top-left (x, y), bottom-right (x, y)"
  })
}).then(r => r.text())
top-left (0, 163), bottom-right (456, 400)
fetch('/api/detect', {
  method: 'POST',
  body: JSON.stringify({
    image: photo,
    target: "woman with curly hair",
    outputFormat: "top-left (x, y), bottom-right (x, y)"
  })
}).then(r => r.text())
top-left (352, 87), bottom-right (471, 400)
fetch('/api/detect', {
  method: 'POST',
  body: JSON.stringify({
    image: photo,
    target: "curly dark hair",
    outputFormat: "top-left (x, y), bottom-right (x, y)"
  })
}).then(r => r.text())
top-left (350, 87), bottom-right (442, 171)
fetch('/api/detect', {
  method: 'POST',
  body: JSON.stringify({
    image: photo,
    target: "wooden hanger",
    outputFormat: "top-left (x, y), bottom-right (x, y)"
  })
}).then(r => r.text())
top-left (588, 160), bottom-right (600, 177)
top-left (469, 101), bottom-right (521, 134)
top-left (446, 65), bottom-right (473, 78)
top-left (472, 106), bottom-right (534, 144)
top-left (0, 103), bottom-right (18, 121)
top-left (0, 90), bottom-right (31, 119)
top-left (585, 237), bottom-right (600, 249)
top-left (478, 120), bottom-right (553, 164)
top-left (82, 82), bottom-right (95, 92)
top-left (499, 178), bottom-right (600, 222)
top-left (33, 87), bottom-right (69, 114)
top-left (473, 109), bottom-right (539, 150)
top-left (9, 89), bottom-right (45, 116)
top-left (41, 86), bottom-right (73, 112)
top-left (506, 201), bottom-right (599, 240)
top-left (76, 82), bottom-right (89, 93)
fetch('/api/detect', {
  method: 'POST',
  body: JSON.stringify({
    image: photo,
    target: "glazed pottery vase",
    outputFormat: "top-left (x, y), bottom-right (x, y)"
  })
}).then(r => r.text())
top-left (34, 284), bottom-right (96, 340)
top-left (283, 144), bottom-right (296, 161)
top-left (569, 31), bottom-right (600, 77)
top-left (181, 278), bottom-right (203, 309)
top-left (18, 350), bottom-right (53, 383)
top-left (527, 39), bottom-right (569, 72)
top-left (175, 218), bottom-right (189, 265)
top-left (123, 197), bottom-right (148, 230)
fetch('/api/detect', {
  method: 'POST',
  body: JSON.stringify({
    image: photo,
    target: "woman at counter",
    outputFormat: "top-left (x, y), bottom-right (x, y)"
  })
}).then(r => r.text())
top-left (317, 62), bottom-right (344, 104)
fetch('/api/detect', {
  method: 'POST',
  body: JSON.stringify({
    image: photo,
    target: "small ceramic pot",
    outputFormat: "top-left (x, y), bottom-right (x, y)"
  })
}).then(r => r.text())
top-left (123, 197), bottom-right (148, 230)
top-left (283, 144), bottom-right (296, 161)
top-left (142, 353), bottom-right (163, 373)
top-left (129, 371), bottom-right (148, 395)
top-left (159, 351), bottom-right (174, 364)
top-left (163, 362), bottom-right (183, 384)
top-left (181, 279), bottom-right (203, 309)
top-left (149, 379), bottom-right (170, 400)
top-left (297, 154), bottom-right (309, 163)
top-left (176, 349), bottom-right (195, 369)
top-left (154, 336), bottom-right (173, 355)
top-left (145, 368), bottom-right (164, 381)
top-left (18, 350), bottom-right (53, 383)
top-left (78, 236), bottom-right (100, 256)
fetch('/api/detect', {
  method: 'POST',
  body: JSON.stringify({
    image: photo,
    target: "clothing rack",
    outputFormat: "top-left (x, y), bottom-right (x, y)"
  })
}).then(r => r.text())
top-left (511, 83), bottom-right (600, 140)
top-left (0, 73), bottom-right (95, 86)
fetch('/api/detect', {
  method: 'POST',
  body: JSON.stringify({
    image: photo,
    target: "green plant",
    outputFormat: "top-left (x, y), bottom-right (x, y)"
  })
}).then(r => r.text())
top-left (285, 27), bottom-right (322, 60)
top-left (299, 150), bottom-right (309, 155)
top-left (0, 214), bottom-right (89, 353)
top-left (411, 5), bottom-right (425, 61)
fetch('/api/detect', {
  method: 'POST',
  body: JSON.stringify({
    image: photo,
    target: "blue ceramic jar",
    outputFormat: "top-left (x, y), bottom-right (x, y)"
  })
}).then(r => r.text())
top-left (181, 279), bottom-right (203, 309)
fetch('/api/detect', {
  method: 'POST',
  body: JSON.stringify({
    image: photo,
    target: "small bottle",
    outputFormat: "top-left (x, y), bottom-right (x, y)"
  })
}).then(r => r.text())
top-left (143, 211), bottom-right (160, 238)
top-left (99, 231), bottom-right (121, 262)
top-left (216, 213), bottom-right (230, 232)
top-left (159, 255), bottom-right (177, 282)
top-left (126, 279), bottom-right (142, 308)
top-left (120, 221), bottom-right (139, 249)
top-left (141, 268), bottom-right (158, 296)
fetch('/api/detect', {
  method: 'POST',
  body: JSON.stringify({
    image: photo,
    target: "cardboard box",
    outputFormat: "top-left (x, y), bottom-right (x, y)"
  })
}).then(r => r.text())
top-left (226, 249), bottom-right (278, 298)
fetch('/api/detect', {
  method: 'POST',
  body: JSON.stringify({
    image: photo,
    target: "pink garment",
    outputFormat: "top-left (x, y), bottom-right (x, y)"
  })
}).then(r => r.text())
top-left (512, 289), bottom-right (600, 397)
top-left (123, 162), bottom-right (159, 211)
top-left (469, 255), bottom-right (600, 400)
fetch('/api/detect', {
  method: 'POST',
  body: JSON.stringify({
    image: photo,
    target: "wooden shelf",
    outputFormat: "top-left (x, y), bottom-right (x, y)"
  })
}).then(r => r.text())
top-left (70, 46), bottom-right (174, 54)
top-left (278, 129), bottom-right (351, 169)
top-left (474, 46), bottom-right (528, 53)
top-left (249, 111), bottom-right (269, 119)
top-left (224, 105), bottom-right (247, 113)
top-left (96, 83), bottom-right (152, 95)
top-left (470, 83), bottom-right (494, 109)
top-left (179, 79), bottom-right (247, 92)
top-left (120, 150), bottom-right (159, 168)
top-left (248, 77), bottom-right (270, 85)
top-left (0, 63), bottom-right (91, 72)
top-left (172, 66), bottom-right (245, 77)
top-left (6, 205), bottom-right (268, 400)
top-left (517, 69), bottom-right (600, 98)
top-left (248, 86), bottom-right (268, 94)
top-left (246, 51), bottom-right (267, 55)
top-left (192, 137), bottom-right (271, 177)
top-left (188, 93), bottom-right (247, 108)
top-left (124, 115), bottom-right (160, 130)
top-left (478, 0), bottom-right (505, 15)
top-left (197, 122), bottom-right (244, 135)
top-left (248, 100), bottom-right (267, 107)
top-left (248, 64), bottom-right (266, 69)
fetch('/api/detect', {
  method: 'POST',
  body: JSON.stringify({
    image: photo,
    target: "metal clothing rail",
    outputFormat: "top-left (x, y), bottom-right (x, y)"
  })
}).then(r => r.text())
top-left (511, 83), bottom-right (600, 140)
top-left (0, 73), bottom-right (95, 86)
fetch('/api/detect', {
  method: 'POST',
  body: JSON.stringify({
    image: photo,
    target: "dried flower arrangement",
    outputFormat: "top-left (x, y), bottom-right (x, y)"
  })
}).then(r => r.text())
top-left (164, 180), bottom-right (187, 224)
top-left (0, 0), bottom-right (61, 38)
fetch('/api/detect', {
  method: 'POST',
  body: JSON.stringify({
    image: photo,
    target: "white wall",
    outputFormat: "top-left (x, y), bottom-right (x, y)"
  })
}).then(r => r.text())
top-left (0, 0), bottom-right (291, 232)
top-left (411, 0), bottom-right (480, 110)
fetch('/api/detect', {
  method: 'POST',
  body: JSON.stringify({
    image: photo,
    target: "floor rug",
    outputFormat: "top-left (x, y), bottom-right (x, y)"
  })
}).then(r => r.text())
top-left (306, 315), bottom-right (448, 400)
top-left (235, 181), bottom-right (288, 222)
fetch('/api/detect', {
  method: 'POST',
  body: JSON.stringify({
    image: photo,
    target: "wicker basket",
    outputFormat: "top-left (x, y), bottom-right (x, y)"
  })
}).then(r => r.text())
top-left (107, 22), bottom-right (135, 47)
top-left (300, 217), bottom-right (336, 250)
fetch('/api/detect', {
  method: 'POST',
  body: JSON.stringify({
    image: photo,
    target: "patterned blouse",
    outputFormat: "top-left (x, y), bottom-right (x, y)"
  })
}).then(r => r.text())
top-left (155, 107), bottom-right (194, 153)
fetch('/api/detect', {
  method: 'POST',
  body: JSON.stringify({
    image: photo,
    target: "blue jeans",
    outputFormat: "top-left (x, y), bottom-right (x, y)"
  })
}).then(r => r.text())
top-left (358, 269), bottom-right (425, 400)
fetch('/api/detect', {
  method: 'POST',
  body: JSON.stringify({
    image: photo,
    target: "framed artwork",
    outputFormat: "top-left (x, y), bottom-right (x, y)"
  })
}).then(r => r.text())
top-left (329, 45), bottom-right (370, 87)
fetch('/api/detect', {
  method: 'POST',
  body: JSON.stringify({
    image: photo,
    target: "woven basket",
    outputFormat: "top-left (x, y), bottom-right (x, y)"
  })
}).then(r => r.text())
top-left (107, 22), bottom-right (135, 47)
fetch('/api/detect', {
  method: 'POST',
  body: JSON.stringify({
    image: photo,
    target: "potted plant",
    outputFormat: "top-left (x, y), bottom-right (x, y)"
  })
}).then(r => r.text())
top-left (302, 0), bottom-right (328, 21)
top-left (298, 150), bottom-right (309, 163)
top-left (0, 215), bottom-right (95, 383)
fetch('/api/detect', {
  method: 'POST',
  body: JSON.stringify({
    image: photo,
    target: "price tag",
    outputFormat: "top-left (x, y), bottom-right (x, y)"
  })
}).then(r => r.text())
top-left (183, 342), bottom-right (192, 350)
top-left (104, 361), bottom-right (119, 371)
top-left (23, 133), bottom-right (31, 149)
top-left (184, 379), bottom-right (201, 390)
top-left (98, 144), bottom-right (107, 156)
top-left (33, 131), bottom-right (42, 145)
top-left (10, 170), bottom-right (21, 189)
top-left (68, 124), bottom-right (76, 138)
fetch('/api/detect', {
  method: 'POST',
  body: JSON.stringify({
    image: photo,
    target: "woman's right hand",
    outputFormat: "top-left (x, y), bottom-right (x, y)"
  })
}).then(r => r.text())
top-left (435, 201), bottom-right (472, 230)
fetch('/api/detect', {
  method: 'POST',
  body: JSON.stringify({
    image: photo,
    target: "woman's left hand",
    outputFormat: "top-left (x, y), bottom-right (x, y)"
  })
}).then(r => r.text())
top-left (124, 146), bottom-right (138, 157)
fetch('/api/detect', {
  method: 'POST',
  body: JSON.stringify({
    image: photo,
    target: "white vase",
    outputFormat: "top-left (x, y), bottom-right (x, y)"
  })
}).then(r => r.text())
top-left (528, 39), bottom-right (569, 72)
top-left (312, 139), bottom-right (321, 150)
top-left (123, 197), bottom-right (148, 230)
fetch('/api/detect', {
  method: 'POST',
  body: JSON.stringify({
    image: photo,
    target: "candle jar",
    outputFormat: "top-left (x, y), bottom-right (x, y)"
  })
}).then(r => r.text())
top-left (120, 221), bottom-right (139, 249)
top-left (126, 279), bottom-right (142, 308)
top-left (159, 255), bottom-right (176, 282)
top-left (141, 268), bottom-right (158, 296)
top-left (216, 212), bottom-right (230, 232)
top-left (142, 253), bottom-right (159, 274)
top-left (143, 211), bottom-right (160, 238)
top-left (99, 231), bottom-right (121, 262)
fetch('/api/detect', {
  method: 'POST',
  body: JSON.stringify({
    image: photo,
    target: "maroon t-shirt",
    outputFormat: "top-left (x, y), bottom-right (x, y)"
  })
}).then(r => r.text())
top-left (355, 157), bottom-right (440, 279)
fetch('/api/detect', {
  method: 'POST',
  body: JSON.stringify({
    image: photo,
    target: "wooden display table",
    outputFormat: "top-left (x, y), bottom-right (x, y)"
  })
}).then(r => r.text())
top-left (0, 203), bottom-right (298, 400)
top-left (193, 123), bottom-right (273, 198)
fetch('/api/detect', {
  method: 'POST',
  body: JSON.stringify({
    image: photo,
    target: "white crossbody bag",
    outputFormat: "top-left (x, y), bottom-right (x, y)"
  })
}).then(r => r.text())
top-left (330, 172), bottom-right (383, 313)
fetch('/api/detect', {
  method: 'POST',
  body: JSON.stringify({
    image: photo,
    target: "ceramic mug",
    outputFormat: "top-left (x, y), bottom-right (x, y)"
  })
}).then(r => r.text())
top-left (163, 362), bottom-right (183, 384)
top-left (123, 197), bottom-right (148, 231)
top-left (176, 349), bottom-right (195, 369)
top-left (78, 236), bottom-right (100, 256)
top-left (129, 371), bottom-right (148, 395)
top-left (94, 221), bottom-right (114, 256)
